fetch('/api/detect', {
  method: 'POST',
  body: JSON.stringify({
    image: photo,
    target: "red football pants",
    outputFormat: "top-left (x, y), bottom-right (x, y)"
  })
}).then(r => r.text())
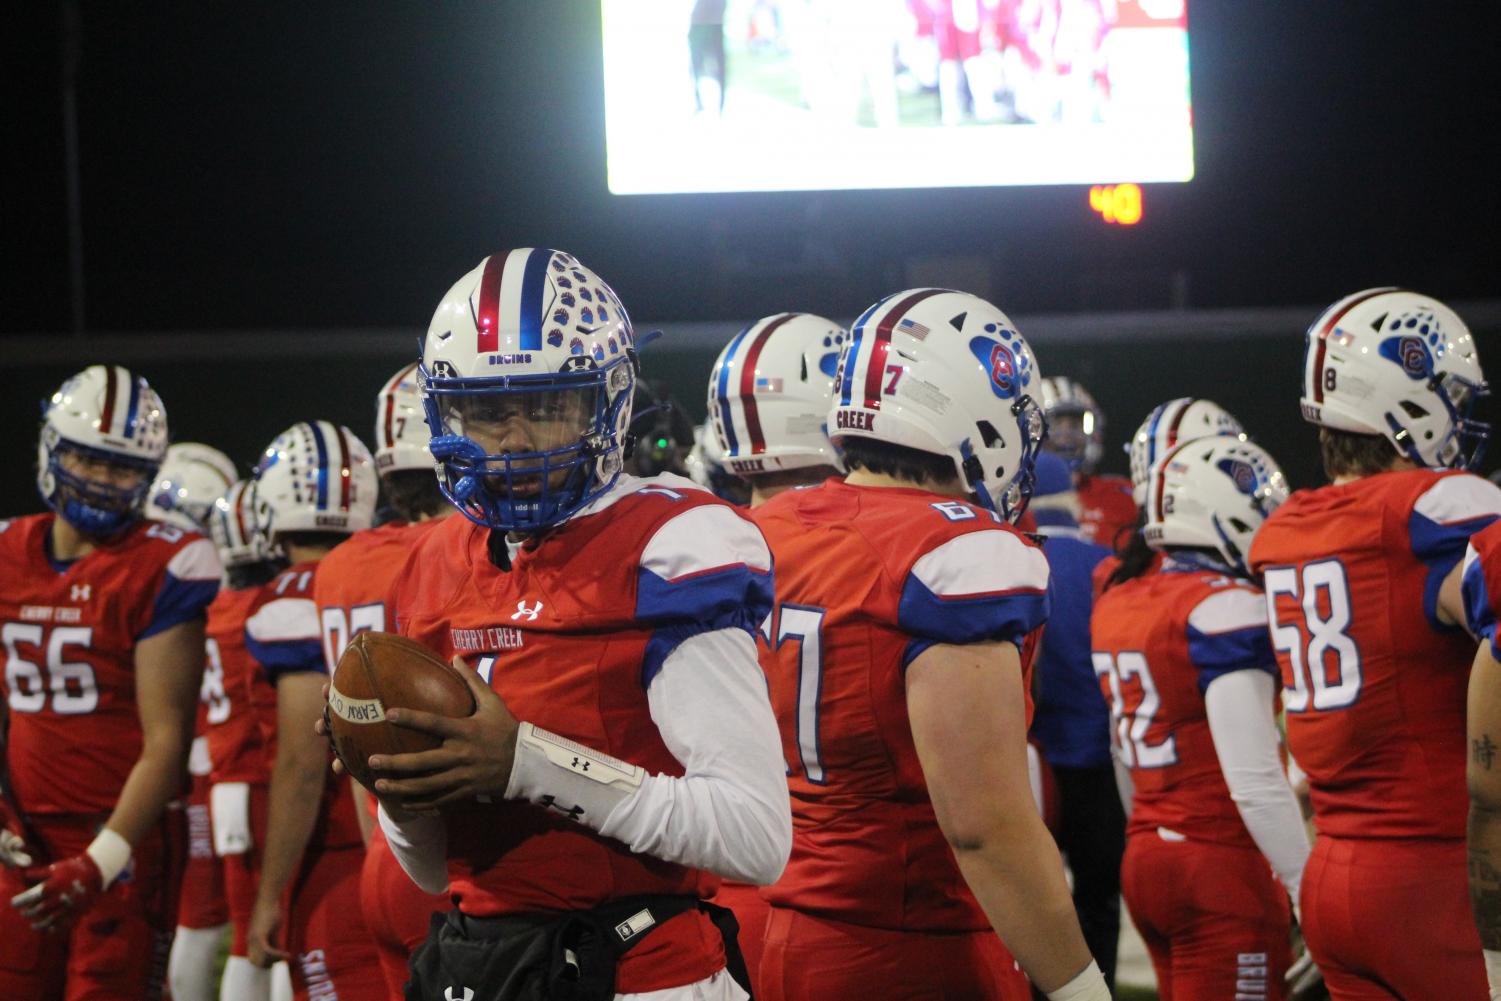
top-left (712, 880), bottom-right (771, 998)
top-left (759, 906), bottom-right (1031, 1001)
top-left (286, 842), bottom-right (386, 1001)
top-left (361, 823), bottom-right (446, 1001)
top-left (0, 811), bottom-right (185, 1001)
top-left (178, 770), bottom-right (229, 929)
top-left (1120, 831), bottom-right (1291, 1001)
top-left (1300, 836), bottom-right (1485, 1001)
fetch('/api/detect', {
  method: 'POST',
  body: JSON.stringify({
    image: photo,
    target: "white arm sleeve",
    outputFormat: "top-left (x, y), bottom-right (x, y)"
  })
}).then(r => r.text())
top-left (1112, 752), bottom-right (1134, 819)
top-left (376, 803), bottom-right (450, 895)
top-left (1204, 669), bottom-right (1310, 901)
top-left (595, 628), bottom-right (792, 885)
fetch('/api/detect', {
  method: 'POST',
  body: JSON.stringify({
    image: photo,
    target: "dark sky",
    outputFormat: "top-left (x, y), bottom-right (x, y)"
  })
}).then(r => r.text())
top-left (4, 1), bottom-right (1497, 335)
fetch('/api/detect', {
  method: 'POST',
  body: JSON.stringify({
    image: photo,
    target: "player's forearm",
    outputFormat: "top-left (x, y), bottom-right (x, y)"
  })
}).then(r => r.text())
top-left (254, 748), bottom-right (326, 905)
top-left (105, 728), bottom-right (193, 846)
top-left (1470, 800), bottom-right (1501, 950)
top-left (949, 807), bottom-right (1095, 993)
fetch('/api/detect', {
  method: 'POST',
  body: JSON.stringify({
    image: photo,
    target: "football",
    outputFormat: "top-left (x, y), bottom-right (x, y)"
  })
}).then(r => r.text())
top-left (325, 632), bottom-right (476, 793)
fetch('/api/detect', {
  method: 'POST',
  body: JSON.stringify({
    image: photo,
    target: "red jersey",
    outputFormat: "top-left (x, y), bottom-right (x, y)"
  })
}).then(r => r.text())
top-left (389, 476), bottom-right (773, 990)
top-left (314, 519), bottom-right (443, 669)
top-left (244, 560), bottom-right (362, 849)
top-left (1249, 468), bottom-right (1501, 840)
top-left (0, 513), bottom-right (220, 815)
top-left (1091, 563), bottom-right (1276, 846)
top-left (203, 584), bottom-right (277, 785)
top-left (1076, 473), bottom-right (1136, 550)
top-left (750, 478), bottom-right (1049, 933)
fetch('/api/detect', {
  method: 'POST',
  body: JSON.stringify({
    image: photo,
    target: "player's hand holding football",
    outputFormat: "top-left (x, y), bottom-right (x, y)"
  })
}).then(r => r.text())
top-left (10, 854), bottom-right (104, 931)
top-left (369, 657), bottom-right (520, 811)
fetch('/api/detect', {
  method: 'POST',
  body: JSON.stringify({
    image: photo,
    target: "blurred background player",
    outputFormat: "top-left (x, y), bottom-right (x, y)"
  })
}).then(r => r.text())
top-left (1094, 436), bottom-right (1308, 1000)
top-left (1025, 451), bottom-right (1124, 993)
top-left (1098, 397), bottom-right (1247, 596)
top-left (707, 311), bottom-right (847, 504)
top-left (627, 379), bottom-right (697, 479)
top-left (0, 365), bottom-right (221, 1000)
top-left (704, 310), bottom-right (846, 991)
top-left (204, 478), bottom-right (291, 1001)
top-left (147, 441), bottom-right (239, 1001)
top-left (244, 422), bottom-right (385, 1001)
top-left (363, 249), bottom-right (789, 999)
top-left (752, 288), bottom-right (1109, 1001)
top-left (313, 364), bottom-right (451, 1001)
top-left (1249, 289), bottom-right (1500, 1000)
top-left (1460, 517), bottom-right (1501, 999)
top-left (1039, 376), bottom-right (1135, 551)
top-left (686, 418), bottom-right (752, 506)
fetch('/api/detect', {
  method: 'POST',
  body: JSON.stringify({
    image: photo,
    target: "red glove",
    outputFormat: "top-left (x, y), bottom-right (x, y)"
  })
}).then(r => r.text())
top-left (10, 853), bottom-right (103, 931)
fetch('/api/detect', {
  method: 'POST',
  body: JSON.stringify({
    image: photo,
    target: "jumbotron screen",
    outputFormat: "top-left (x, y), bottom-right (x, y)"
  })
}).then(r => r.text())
top-left (603, 0), bottom-right (1193, 195)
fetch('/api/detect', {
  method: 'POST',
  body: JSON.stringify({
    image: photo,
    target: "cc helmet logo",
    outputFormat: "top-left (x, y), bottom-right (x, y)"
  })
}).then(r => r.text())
top-left (1378, 334), bottom-right (1434, 380)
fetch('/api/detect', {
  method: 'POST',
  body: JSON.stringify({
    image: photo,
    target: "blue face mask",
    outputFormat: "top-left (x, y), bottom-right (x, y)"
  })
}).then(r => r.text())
top-left (43, 439), bottom-right (159, 539)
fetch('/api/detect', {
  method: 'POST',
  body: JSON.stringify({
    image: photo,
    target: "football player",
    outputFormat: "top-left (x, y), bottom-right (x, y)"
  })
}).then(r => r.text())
top-left (1026, 451), bottom-right (1124, 992)
top-left (1249, 289), bottom-right (1499, 999)
top-left (1463, 520), bottom-right (1501, 1000)
top-left (1094, 437), bottom-right (1309, 1000)
top-left (146, 442), bottom-right (239, 1001)
top-left (313, 363), bottom-right (451, 1001)
top-left (704, 310), bottom-right (846, 991)
top-left (751, 289), bottom-right (1108, 1001)
top-left (1038, 376), bottom-right (1136, 550)
top-left (203, 478), bottom-right (290, 1001)
top-left (707, 312), bottom-right (847, 506)
top-left (351, 249), bottom-right (789, 1000)
top-left (1095, 397), bottom-right (1247, 597)
top-left (243, 422), bottom-right (385, 1001)
top-left (0, 365), bottom-right (221, 1000)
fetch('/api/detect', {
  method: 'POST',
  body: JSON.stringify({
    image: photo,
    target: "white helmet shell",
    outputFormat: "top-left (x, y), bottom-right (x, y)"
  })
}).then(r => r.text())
top-left (208, 479), bottom-right (276, 568)
top-left (147, 442), bottom-right (238, 533)
top-left (1038, 376), bottom-right (1106, 473)
top-left (419, 248), bottom-right (637, 531)
top-left (1144, 436), bottom-right (1289, 576)
top-left (37, 365), bottom-right (169, 537)
top-left (1302, 287), bottom-right (1489, 469)
top-left (374, 362), bottom-right (432, 474)
top-left (829, 288), bottom-right (1045, 518)
top-left (708, 312), bottom-right (846, 475)
top-left (253, 421), bottom-right (377, 542)
top-left (1128, 398), bottom-right (1245, 506)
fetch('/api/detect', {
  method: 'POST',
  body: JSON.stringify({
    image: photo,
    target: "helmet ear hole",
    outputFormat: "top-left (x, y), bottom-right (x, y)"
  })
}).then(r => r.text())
top-left (1399, 400), bottom-right (1429, 419)
top-left (976, 420), bottom-right (1003, 448)
top-left (1228, 517), bottom-right (1252, 534)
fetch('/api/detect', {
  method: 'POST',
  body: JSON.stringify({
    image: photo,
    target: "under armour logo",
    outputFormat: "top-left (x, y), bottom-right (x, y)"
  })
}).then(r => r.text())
top-left (511, 600), bottom-right (543, 621)
top-left (539, 795), bottom-right (585, 821)
top-left (70, 584), bottom-right (91, 602)
top-left (445, 989), bottom-right (474, 1001)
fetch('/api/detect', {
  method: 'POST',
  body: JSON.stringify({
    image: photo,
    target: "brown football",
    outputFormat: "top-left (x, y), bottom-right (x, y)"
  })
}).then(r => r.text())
top-left (325, 632), bottom-right (476, 793)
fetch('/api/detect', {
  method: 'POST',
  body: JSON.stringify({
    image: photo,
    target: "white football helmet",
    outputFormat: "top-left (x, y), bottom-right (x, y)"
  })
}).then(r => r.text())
top-left (1128, 398), bottom-right (1246, 506)
top-left (707, 312), bottom-right (846, 476)
top-left (1302, 287), bottom-right (1489, 469)
top-left (1144, 437), bottom-right (1289, 576)
top-left (419, 248), bottom-right (636, 532)
top-left (37, 364), bottom-right (169, 538)
top-left (1038, 376), bottom-right (1106, 473)
top-left (829, 288), bottom-right (1045, 520)
top-left (146, 442), bottom-right (238, 533)
top-left (253, 421), bottom-right (377, 543)
top-left (208, 479), bottom-right (276, 568)
top-left (374, 362), bottom-right (432, 475)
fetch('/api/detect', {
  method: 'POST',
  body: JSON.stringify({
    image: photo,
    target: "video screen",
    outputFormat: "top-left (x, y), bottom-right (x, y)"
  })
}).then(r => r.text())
top-left (603, 1), bottom-right (1193, 195)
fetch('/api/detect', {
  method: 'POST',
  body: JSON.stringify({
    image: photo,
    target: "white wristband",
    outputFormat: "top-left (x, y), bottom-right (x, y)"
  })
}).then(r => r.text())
top-left (505, 722), bottom-right (645, 828)
top-left (1046, 960), bottom-right (1110, 1001)
top-left (85, 828), bottom-right (132, 888)
top-left (1484, 949), bottom-right (1501, 1001)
